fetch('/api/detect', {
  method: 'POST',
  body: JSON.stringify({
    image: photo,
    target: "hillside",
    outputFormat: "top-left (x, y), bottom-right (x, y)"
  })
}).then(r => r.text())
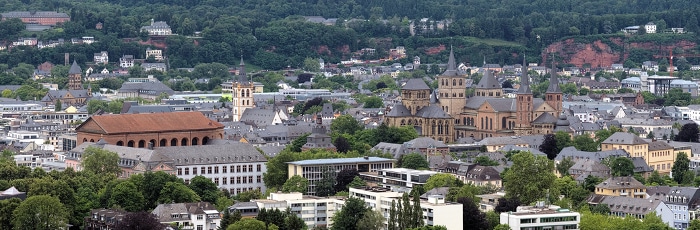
top-left (543, 34), bottom-right (700, 68)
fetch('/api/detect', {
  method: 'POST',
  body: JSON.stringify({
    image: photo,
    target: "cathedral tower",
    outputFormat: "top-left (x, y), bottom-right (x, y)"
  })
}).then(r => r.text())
top-left (545, 60), bottom-right (563, 115)
top-left (68, 61), bottom-right (82, 90)
top-left (437, 47), bottom-right (467, 117)
top-left (515, 56), bottom-right (533, 136)
top-left (475, 70), bottom-right (502, 97)
top-left (232, 56), bottom-right (255, 122)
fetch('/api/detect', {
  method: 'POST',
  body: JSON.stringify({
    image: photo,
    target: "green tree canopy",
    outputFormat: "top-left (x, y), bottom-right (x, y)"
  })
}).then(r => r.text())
top-left (401, 153), bottom-right (429, 169)
top-left (109, 181), bottom-right (145, 212)
top-left (81, 146), bottom-right (121, 176)
top-left (11, 195), bottom-right (68, 230)
top-left (282, 175), bottom-right (309, 194)
top-left (503, 151), bottom-right (556, 204)
top-left (424, 173), bottom-right (462, 191)
top-left (157, 182), bottom-right (201, 204)
top-left (188, 175), bottom-right (220, 203)
top-left (672, 152), bottom-right (691, 184)
top-left (331, 197), bottom-right (367, 230)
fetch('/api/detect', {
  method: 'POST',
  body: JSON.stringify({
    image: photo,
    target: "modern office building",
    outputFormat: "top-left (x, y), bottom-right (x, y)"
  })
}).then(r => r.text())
top-left (349, 187), bottom-right (463, 230)
top-left (359, 168), bottom-right (437, 192)
top-left (499, 204), bottom-right (580, 230)
top-left (287, 157), bottom-right (394, 195)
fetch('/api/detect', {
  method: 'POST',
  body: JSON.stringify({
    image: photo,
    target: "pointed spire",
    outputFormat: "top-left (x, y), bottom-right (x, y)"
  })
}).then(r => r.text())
top-left (547, 55), bottom-right (561, 93)
top-left (518, 54), bottom-right (531, 94)
top-left (447, 45), bottom-right (456, 71)
top-left (237, 54), bottom-right (248, 83)
top-left (68, 60), bottom-right (81, 75)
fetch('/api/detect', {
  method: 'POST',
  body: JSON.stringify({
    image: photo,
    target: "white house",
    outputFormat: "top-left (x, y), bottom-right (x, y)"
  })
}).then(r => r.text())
top-left (152, 202), bottom-right (220, 230)
top-left (93, 51), bottom-right (108, 64)
top-left (500, 204), bottom-right (580, 230)
top-left (645, 22), bottom-right (657, 34)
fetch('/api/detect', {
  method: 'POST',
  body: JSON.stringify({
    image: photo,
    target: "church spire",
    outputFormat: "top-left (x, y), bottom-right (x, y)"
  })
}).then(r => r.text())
top-left (517, 54), bottom-right (531, 94)
top-left (447, 46), bottom-right (456, 71)
top-left (546, 55), bottom-right (561, 93)
top-left (237, 55), bottom-right (248, 83)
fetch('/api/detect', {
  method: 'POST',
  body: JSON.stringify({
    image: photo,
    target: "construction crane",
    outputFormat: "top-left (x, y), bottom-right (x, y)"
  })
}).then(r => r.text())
top-left (653, 48), bottom-right (700, 77)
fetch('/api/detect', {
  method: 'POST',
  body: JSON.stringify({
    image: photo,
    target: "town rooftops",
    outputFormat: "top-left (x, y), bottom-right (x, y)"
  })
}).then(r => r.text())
top-left (288, 157), bottom-right (394, 166)
top-left (647, 141), bottom-right (673, 151)
top-left (76, 111), bottom-right (224, 134)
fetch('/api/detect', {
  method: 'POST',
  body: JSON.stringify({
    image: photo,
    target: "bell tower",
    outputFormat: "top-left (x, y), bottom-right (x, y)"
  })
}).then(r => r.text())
top-left (515, 56), bottom-right (533, 136)
top-left (437, 46), bottom-right (467, 117)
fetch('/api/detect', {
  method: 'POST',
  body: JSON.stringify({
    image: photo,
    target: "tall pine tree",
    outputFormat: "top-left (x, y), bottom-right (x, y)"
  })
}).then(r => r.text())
top-left (401, 193), bottom-right (413, 228)
top-left (412, 190), bottom-right (424, 228)
top-left (388, 200), bottom-right (397, 230)
top-left (397, 198), bottom-right (404, 230)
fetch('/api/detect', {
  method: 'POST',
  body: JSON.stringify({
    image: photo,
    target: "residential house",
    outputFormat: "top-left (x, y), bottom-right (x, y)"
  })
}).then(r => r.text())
top-left (119, 55), bottom-right (134, 68)
top-left (645, 22), bottom-right (657, 33)
top-left (145, 48), bottom-right (163, 61)
top-left (94, 51), bottom-right (108, 64)
top-left (141, 19), bottom-right (172, 35)
top-left (587, 195), bottom-right (673, 226)
top-left (151, 202), bottom-right (220, 230)
top-left (647, 186), bottom-right (700, 229)
top-left (142, 62), bottom-right (167, 72)
top-left (594, 176), bottom-right (647, 198)
top-left (83, 209), bottom-right (127, 230)
top-left (567, 159), bottom-right (611, 182)
top-left (647, 140), bottom-right (676, 175)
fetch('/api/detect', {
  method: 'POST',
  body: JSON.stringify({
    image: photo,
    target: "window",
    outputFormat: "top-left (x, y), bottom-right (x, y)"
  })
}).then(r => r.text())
top-left (197, 225), bottom-right (203, 230)
top-left (223, 177), bottom-right (227, 185)
top-left (249, 176), bottom-right (254, 184)
top-left (192, 167), bottom-right (197, 175)
top-left (243, 165), bottom-right (247, 172)
top-left (185, 168), bottom-right (189, 175)
top-left (201, 167), bottom-right (206, 174)
top-left (237, 177), bottom-right (241, 184)
top-left (230, 177), bottom-right (235, 184)
top-left (237, 166), bottom-right (241, 172)
top-left (177, 168), bottom-right (182, 175)
top-left (207, 167), bottom-right (212, 174)
top-left (223, 166), bottom-right (227, 173)
top-left (243, 176), bottom-right (248, 184)
top-left (197, 215), bottom-right (203, 220)
top-left (257, 176), bottom-right (262, 183)
top-left (214, 166), bottom-right (219, 174)
top-left (214, 178), bottom-right (220, 185)
top-left (257, 164), bottom-right (262, 172)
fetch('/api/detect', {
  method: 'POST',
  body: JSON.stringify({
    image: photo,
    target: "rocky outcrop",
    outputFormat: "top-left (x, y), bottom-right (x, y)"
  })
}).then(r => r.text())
top-left (543, 37), bottom-right (697, 68)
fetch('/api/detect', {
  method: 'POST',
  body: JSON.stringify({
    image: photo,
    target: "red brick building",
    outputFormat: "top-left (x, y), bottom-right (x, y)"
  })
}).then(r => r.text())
top-left (1, 11), bottom-right (70, 26)
top-left (76, 112), bottom-right (224, 147)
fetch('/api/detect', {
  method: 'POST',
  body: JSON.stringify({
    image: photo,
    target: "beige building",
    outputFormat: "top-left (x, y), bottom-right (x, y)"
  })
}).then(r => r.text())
top-left (594, 176), bottom-right (647, 198)
top-left (602, 132), bottom-right (677, 175)
top-left (145, 48), bottom-right (163, 61)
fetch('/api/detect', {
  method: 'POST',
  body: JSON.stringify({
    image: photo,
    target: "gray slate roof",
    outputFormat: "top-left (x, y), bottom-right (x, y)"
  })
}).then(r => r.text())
top-left (476, 71), bottom-right (501, 89)
top-left (118, 81), bottom-right (174, 96)
top-left (402, 78), bottom-right (430, 90)
top-left (69, 61), bottom-right (81, 75)
top-left (602, 132), bottom-right (647, 145)
top-left (240, 108), bottom-right (277, 128)
top-left (555, 146), bottom-right (629, 161)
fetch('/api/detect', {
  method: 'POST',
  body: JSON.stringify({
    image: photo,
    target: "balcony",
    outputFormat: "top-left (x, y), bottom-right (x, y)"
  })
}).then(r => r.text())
top-left (619, 192), bottom-right (628, 196)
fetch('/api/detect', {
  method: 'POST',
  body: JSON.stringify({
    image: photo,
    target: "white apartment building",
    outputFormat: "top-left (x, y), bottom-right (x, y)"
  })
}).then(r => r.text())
top-left (146, 48), bottom-right (164, 61)
top-left (360, 168), bottom-right (437, 192)
top-left (167, 143), bottom-right (268, 195)
top-left (500, 204), bottom-right (580, 230)
top-left (254, 192), bottom-right (345, 229)
top-left (349, 187), bottom-right (463, 230)
top-left (0, 101), bottom-right (44, 111)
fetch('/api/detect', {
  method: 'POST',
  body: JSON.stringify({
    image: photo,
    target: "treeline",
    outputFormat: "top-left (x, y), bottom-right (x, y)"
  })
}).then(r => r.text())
top-left (1, 0), bottom-right (700, 70)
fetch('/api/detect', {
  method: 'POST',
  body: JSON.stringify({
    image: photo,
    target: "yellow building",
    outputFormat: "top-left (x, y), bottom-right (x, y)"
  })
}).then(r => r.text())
top-left (601, 132), bottom-right (648, 158)
top-left (594, 176), bottom-right (646, 198)
top-left (646, 141), bottom-right (677, 175)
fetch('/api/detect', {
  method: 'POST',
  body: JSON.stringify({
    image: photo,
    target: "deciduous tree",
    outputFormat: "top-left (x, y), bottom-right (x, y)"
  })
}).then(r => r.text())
top-left (424, 173), bottom-right (462, 191)
top-left (673, 152), bottom-right (691, 184)
top-left (609, 157), bottom-right (634, 177)
top-left (356, 209), bottom-right (385, 230)
top-left (334, 169), bottom-right (359, 192)
top-left (11, 195), bottom-right (68, 230)
top-left (188, 175), bottom-right (220, 203)
top-left (401, 153), bottom-right (429, 169)
top-left (676, 123), bottom-right (699, 142)
top-left (82, 147), bottom-right (121, 176)
top-left (331, 197), bottom-right (367, 230)
top-left (458, 197), bottom-right (489, 230)
top-left (503, 151), bottom-right (556, 204)
top-left (282, 175), bottom-right (309, 194)
top-left (113, 211), bottom-right (165, 230)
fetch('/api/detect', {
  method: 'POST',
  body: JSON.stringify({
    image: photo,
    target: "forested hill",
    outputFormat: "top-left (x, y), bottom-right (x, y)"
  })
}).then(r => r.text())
top-left (1, 0), bottom-right (700, 69)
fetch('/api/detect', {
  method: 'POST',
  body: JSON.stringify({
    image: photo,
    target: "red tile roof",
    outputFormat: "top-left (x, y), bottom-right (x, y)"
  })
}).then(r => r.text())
top-left (78, 112), bottom-right (223, 134)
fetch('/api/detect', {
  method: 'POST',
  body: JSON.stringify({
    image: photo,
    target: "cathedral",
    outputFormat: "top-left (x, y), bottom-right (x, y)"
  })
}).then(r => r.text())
top-left (385, 48), bottom-right (563, 142)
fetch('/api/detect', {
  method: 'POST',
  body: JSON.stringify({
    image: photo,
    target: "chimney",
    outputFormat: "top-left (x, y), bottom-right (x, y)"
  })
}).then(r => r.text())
top-left (147, 142), bottom-right (153, 150)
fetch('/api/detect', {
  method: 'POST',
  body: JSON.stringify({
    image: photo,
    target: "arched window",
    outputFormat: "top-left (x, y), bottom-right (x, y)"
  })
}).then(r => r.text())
top-left (90, 139), bottom-right (95, 142)
top-left (459, 79), bottom-right (463, 85)
top-left (453, 79), bottom-right (456, 86)
top-left (192, 137), bottom-right (199, 146)
top-left (240, 90), bottom-right (244, 97)
top-left (181, 138), bottom-right (189, 146)
top-left (502, 117), bottom-right (507, 129)
top-left (149, 139), bottom-right (156, 148)
top-left (127, 140), bottom-right (135, 147)
top-left (171, 138), bottom-right (178, 146)
top-left (138, 140), bottom-right (145, 148)
top-left (116, 141), bottom-right (124, 146)
top-left (160, 139), bottom-right (167, 147)
top-left (83, 138), bottom-right (87, 143)
top-left (203, 136), bottom-right (210, 145)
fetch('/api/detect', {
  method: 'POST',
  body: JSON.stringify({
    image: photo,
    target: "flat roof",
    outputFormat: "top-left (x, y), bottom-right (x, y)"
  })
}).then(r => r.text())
top-left (377, 168), bottom-right (437, 175)
top-left (288, 157), bottom-right (394, 166)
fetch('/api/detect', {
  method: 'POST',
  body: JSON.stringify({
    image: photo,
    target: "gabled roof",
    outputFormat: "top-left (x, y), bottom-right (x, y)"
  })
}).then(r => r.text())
top-left (414, 104), bottom-right (451, 118)
top-left (402, 78), bottom-right (430, 90)
top-left (532, 112), bottom-right (558, 124)
top-left (76, 111), bottom-right (223, 134)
